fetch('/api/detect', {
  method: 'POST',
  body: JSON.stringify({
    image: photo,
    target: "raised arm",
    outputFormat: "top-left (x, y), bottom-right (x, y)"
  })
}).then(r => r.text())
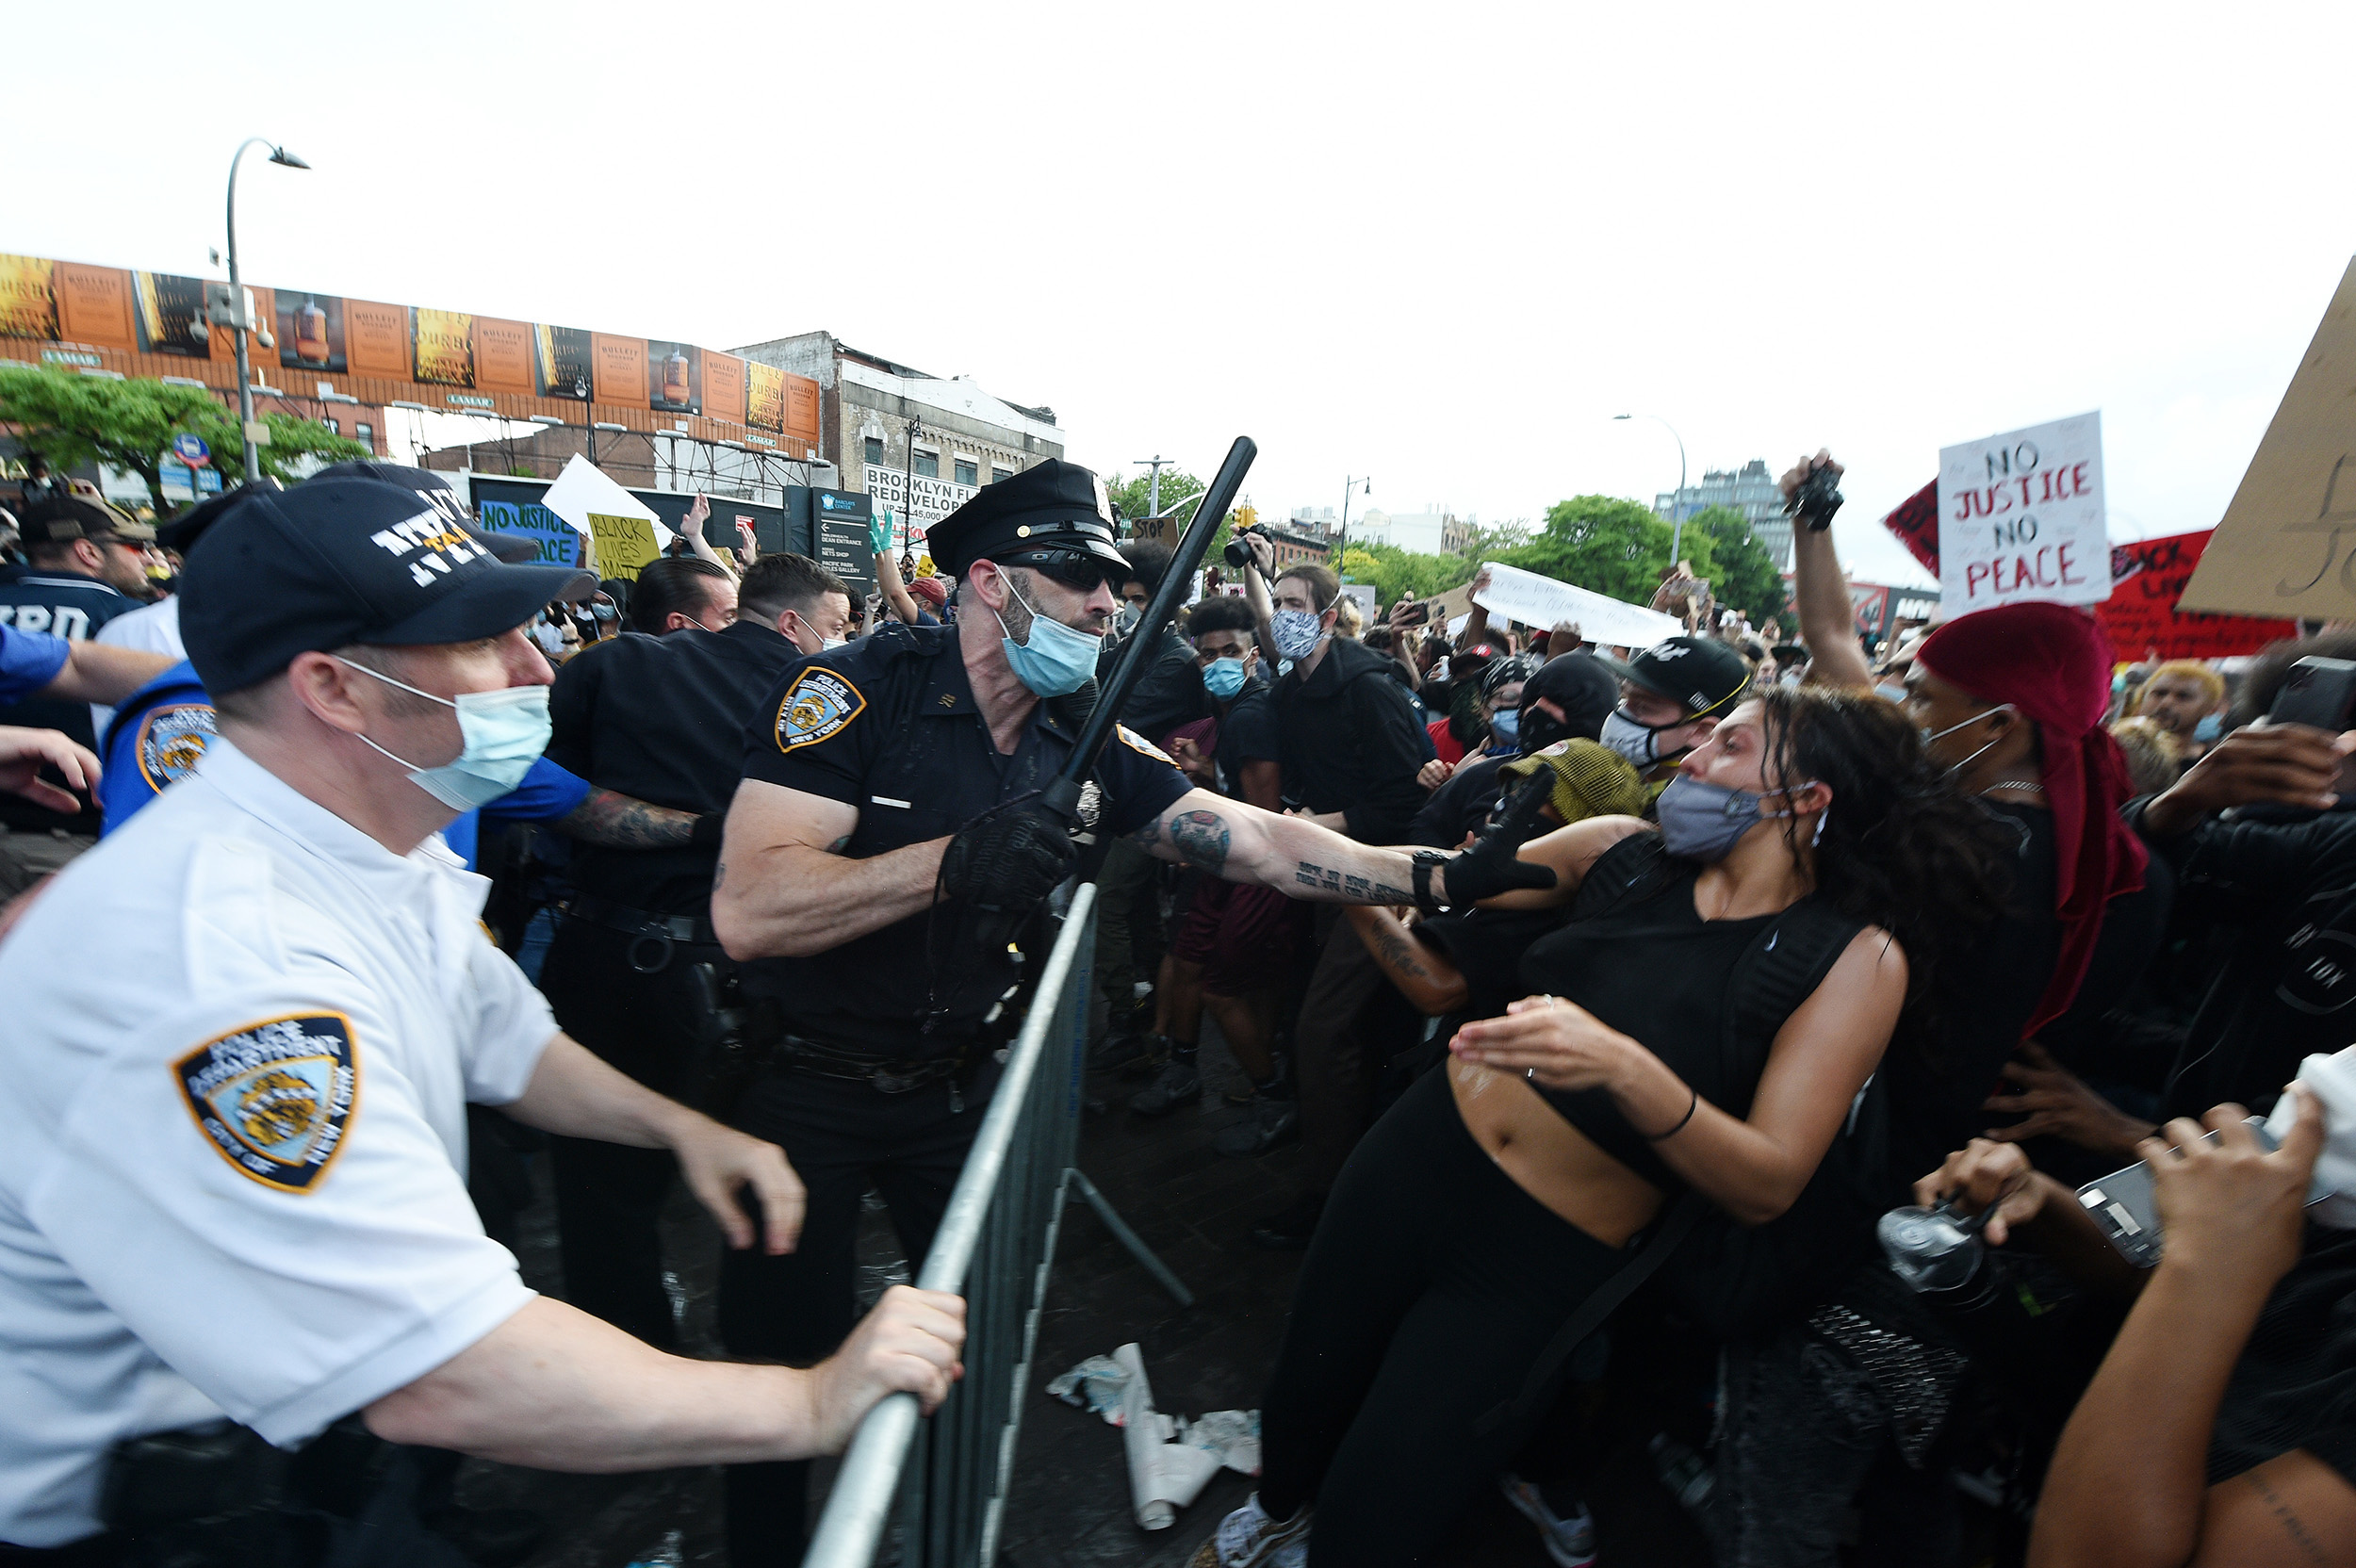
top-left (875, 539), bottom-right (924, 628)
top-left (712, 778), bottom-right (946, 959)
top-left (43, 641), bottom-right (176, 706)
top-left (1781, 450), bottom-right (1873, 694)
top-left (678, 494), bottom-right (740, 580)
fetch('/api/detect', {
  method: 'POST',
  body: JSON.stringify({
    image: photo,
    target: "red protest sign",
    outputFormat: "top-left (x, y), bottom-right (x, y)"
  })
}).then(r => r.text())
top-left (1880, 480), bottom-right (1940, 575)
top-left (2095, 530), bottom-right (2299, 661)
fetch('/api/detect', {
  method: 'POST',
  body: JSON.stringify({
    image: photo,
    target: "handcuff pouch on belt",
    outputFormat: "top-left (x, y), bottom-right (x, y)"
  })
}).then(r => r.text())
top-left (559, 894), bottom-right (719, 975)
top-left (685, 963), bottom-right (780, 1120)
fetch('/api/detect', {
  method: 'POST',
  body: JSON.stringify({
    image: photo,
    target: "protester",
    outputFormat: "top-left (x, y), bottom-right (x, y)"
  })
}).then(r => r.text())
top-left (1202, 683), bottom-right (2006, 1568)
top-left (1592, 634), bottom-right (1753, 792)
top-left (2135, 658), bottom-right (2230, 766)
top-left (625, 557), bottom-right (737, 634)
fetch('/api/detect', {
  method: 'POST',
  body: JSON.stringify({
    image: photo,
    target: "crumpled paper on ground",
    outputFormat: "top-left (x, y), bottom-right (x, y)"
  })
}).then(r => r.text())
top-left (2264, 1051), bottom-right (2356, 1227)
top-left (1047, 1344), bottom-right (1261, 1529)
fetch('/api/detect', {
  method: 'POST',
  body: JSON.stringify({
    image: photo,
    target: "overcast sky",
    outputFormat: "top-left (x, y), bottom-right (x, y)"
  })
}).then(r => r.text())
top-left (10, 2), bottom-right (2351, 588)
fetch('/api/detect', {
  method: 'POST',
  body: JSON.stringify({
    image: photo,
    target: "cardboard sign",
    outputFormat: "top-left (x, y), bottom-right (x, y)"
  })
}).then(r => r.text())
top-left (2181, 257), bottom-right (2356, 619)
top-left (1880, 480), bottom-right (1941, 575)
top-left (2097, 530), bottom-right (2299, 660)
top-left (1938, 413), bottom-right (2108, 618)
top-left (539, 454), bottom-right (672, 580)
top-left (1471, 561), bottom-right (1684, 647)
top-left (586, 514), bottom-right (663, 580)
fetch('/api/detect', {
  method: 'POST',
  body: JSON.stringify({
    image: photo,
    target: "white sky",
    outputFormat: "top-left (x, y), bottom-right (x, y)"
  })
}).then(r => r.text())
top-left (9, 1), bottom-right (2353, 590)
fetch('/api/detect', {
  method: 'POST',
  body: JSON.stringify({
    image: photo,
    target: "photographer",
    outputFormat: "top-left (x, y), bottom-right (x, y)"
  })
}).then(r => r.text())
top-left (1915, 1095), bottom-right (2353, 1567)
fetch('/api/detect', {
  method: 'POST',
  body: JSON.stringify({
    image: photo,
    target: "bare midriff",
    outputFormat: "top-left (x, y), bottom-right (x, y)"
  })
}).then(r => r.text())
top-left (1448, 1057), bottom-right (1665, 1247)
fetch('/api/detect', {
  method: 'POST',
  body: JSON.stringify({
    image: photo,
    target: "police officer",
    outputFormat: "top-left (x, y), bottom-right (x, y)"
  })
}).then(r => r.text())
top-left (0, 490), bottom-right (159, 884)
top-left (709, 458), bottom-right (1552, 1563)
top-left (540, 547), bottom-right (856, 1348)
top-left (0, 476), bottom-right (969, 1564)
top-left (0, 621), bottom-right (170, 875)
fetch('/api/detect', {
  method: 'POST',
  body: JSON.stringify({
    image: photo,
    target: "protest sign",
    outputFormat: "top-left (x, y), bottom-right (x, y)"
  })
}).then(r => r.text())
top-left (1472, 562), bottom-right (1684, 648)
top-left (2181, 257), bottom-right (2356, 619)
top-left (474, 498), bottom-right (585, 568)
top-left (1880, 480), bottom-right (1941, 575)
top-left (1938, 413), bottom-right (2108, 619)
top-left (539, 454), bottom-right (672, 580)
top-left (2097, 530), bottom-right (2298, 661)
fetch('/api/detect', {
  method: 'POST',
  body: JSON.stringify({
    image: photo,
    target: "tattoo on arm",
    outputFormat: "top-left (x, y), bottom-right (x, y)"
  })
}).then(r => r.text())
top-left (2242, 1473), bottom-right (2329, 1566)
top-left (1133, 817), bottom-right (1162, 849)
top-left (826, 835), bottom-right (851, 855)
top-left (561, 788), bottom-right (697, 848)
top-left (1290, 859), bottom-right (1411, 903)
top-left (1366, 919), bottom-right (1439, 985)
top-left (1169, 809), bottom-right (1231, 873)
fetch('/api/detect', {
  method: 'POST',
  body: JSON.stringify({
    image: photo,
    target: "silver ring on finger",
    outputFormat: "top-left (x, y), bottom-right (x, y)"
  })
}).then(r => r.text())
top-left (1526, 1067), bottom-right (1536, 1082)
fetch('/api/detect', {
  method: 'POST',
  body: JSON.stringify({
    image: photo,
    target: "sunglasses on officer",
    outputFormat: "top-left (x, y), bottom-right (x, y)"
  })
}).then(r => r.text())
top-left (995, 550), bottom-right (1122, 593)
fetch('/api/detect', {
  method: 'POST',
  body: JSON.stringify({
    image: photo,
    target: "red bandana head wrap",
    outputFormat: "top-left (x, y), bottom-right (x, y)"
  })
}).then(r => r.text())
top-left (1915, 602), bottom-right (2148, 1036)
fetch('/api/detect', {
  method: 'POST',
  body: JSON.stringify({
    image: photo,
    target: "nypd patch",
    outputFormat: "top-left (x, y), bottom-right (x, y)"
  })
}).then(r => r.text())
top-left (136, 703), bottom-right (217, 792)
top-left (1117, 724), bottom-right (1175, 763)
top-left (776, 669), bottom-right (866, 752)
top-left (173, 1014), bottom-right (359, 1193)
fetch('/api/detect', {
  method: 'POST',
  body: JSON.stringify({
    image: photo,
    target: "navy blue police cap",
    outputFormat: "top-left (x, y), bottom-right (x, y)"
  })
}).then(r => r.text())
top-left (179, 476), bottom-right (596, 694)
top-left (924, 458), bottom-right (1129, 581)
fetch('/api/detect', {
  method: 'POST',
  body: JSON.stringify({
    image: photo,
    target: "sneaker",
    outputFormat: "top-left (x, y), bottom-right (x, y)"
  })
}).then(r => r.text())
top-left (1186, 1494), bottom-right (1311, 1568)
top-left (1089, 1028), bottom-right (1163, 1076)
top-left (1130, 1059), bottom-right (1203, 1117)
top-left (1211, 1094), bottom-right (1299, 1158)
top-left (1498, 1473), bottom-right (1597, 1568)
top-left (1250, 1191), bottom-right (1325, 1250)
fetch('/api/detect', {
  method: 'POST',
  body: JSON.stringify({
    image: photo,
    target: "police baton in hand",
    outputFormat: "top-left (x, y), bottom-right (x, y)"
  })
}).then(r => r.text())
top-left (967, 437), bottom-right (1258, 957)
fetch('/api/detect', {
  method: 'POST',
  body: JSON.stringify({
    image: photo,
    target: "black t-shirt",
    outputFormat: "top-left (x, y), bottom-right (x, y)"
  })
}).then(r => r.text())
top-left (544, 619), bottom-right (805, 912)
top-left (1518, 860), bottom-right (1779, 1190)
top-left (1213, 680), bottom-right (1279, 796)
top-left (2208, 1225), bottom-right (2356, 1489)
top-left (1101, 625), bottom-right (1206, 747)
top-left (1411, 754), bottom-right (1511, 847)
top-left (0, 569), bottom-right (140, 833)
top-left (737, 624), bottom-right (1190, 1053)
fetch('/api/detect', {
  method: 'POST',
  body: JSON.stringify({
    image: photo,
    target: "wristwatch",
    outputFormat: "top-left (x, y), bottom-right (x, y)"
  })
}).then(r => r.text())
top-left (1411, 850), bottom-right (1449, 913)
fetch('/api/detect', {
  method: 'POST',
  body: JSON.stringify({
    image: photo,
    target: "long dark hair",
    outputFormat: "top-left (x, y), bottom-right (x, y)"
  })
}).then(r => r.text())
top-left (1750, 684), bottom-right (2015, 1038)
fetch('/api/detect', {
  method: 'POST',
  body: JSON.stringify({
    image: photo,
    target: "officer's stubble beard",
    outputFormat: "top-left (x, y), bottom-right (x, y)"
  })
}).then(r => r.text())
top-left (994, 564), bottom-right (1108, 644)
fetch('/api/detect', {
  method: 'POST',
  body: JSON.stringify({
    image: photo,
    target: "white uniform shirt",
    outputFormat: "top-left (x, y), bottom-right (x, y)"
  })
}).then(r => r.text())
top-left (0, 739), bottom-right (555, 1547)
top-left (90, 595), bottom-right (185, 736)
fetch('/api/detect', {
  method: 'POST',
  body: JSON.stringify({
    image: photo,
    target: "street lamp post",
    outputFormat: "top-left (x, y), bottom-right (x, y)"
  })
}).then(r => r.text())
top-left (901, 416), bottom-right (924, 559)
top-left (1338, 474), bottom-right (1371, 553)
top-left (224, 139), bottom-right (308, 482)
top-left (1615, 412), bottom-right (1689, 564)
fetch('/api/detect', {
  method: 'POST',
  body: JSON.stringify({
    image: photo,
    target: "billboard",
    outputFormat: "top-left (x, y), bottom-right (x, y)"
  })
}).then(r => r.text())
top-left (0, 251), bottom-right (823, 451)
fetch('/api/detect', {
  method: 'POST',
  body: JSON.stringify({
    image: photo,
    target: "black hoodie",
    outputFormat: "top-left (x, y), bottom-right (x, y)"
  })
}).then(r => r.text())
top-left (1273, 634), bottom-right (1430, 843)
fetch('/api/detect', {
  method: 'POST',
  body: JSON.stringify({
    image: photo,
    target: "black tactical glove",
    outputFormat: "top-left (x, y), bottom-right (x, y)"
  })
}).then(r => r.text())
top-left (1439, 774), bottom-right (1560, 906)
top-left (941, 800), bottom-right (1081, 912)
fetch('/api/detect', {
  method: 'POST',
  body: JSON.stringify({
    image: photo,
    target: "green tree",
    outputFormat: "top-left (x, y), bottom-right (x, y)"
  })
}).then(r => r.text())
top-left (0, 365), bottom-right (368, 516)
top-left (1457, 518), bottom-right (1535, 559)
top-left (1337, 540), bottom-right (1478, 607)
top-left (1497, 494), bottom-right (1687, 604)
top-left (1681, 504), bottom-right (1791, 629)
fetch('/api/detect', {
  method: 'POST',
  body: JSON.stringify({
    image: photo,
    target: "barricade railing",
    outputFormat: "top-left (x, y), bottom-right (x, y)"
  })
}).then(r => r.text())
top-left (805, 880), bottom-right (1183, 1568)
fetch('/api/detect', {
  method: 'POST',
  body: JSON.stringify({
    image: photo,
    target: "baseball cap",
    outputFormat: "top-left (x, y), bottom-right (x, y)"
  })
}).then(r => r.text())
top-left (179, 476), bottom-right (596, 694)
top-left (310, 459), bottom-right (544, 565)
top-left (17, 491), bottom-right (157, 547)
top-left (1594, 634), bottom-right (1752, 717)
top-left (907, 574), bottom-right (948, 610)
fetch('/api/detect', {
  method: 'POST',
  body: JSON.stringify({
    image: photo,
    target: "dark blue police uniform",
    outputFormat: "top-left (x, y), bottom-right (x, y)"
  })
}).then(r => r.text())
top-left (96, 660), bottom-right (214, 834)
top-left (715, 460), bottom-right (1191, 1562)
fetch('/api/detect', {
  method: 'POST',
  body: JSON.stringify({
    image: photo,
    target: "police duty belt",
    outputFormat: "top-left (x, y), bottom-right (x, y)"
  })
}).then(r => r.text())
top-left (559, 893), bottom-right (722, 972)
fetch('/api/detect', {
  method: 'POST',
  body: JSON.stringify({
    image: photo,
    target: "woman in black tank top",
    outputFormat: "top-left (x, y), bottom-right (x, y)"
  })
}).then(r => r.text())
top-left (1202, 685), bottom-right (2013, 1568)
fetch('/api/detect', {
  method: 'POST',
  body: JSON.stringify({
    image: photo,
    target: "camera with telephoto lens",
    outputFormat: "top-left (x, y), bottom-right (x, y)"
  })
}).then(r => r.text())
top-left (1789, 465), bottom-right (1845, 531)
top-left (1223, 522), bottom-right (1270, 570)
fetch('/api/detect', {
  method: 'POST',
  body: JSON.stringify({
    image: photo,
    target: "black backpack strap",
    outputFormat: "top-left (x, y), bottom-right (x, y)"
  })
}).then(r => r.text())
top-left (1567, 830), bottom-right (1678, 922)
top-left (1471, 1195), bottom-right (1705, 1437)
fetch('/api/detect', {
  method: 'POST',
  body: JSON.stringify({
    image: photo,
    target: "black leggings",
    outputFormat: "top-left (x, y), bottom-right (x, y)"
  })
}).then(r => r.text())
top-left (1259, 1068), bottom-right (1635, 1567)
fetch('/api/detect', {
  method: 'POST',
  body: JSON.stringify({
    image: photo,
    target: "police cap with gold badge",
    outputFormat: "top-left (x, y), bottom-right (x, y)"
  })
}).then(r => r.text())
top-left (924, 458), bottom-right (1129, 587)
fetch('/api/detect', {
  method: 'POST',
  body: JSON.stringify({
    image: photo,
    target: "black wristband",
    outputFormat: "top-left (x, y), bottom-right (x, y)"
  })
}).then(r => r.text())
top-left (1411, 850), bottom-right (1448, 913)
top-left (1643, 1086), bottom-right (1701, 1140)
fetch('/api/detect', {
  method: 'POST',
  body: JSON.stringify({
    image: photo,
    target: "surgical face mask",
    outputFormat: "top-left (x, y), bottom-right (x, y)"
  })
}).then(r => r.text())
top-left (1202, 657), bottom-right (1249, 700)
top-left (336, 658), bottom-right (552, 811)
top-left (1656, 775), bottom-right (1813, 863)
top-left (589, 600), bottom-right (616, 622)
top-left (1116, 603), bottom-right (1142, 634)
top-left (2193, 711), bottom-right (2224, 743)
top-left (1487, 708), bottom-right (1521, 748)
top-left (992, 572), bottom-right (1103, 698)
top-left (821, 635), bottom-right (849, 651)
top-left (1270, 605), bottom-right (1328, 662)
top-left (1921, 705), bottom-right (2012, 776)
top-left (1600, 707), bottom-right (1687, 769)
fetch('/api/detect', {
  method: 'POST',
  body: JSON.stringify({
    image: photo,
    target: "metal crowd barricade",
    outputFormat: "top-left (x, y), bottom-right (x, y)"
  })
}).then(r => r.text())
top-left (804, 880), bottom-right (1189, 1568)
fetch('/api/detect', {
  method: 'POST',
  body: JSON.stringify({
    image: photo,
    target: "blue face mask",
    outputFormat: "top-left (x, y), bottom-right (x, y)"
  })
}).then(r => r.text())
top-left (992, 572), bottom-right (1104, 698)
top-left (1203, 657), bottom-right (1249, 700)
top-left (2193, 711), bottom-right (2224, 743)
top-left (1487, 708), bottom-right (1521, 749)
top-left (338, 658), bottom-right (552, 811)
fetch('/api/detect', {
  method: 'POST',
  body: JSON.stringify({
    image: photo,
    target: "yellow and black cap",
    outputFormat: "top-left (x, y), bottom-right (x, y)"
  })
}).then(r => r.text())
top-left (925, 459), bottom-right (1128, 586)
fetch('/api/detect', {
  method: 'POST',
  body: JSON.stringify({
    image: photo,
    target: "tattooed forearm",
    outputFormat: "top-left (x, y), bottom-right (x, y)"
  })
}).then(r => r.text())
top-left (559, 788), bottom-right (698, 848)
top-left (2242, 1473), bottom-right (2329, 1566)
top-left (1132, 817), bottom-right (1162, 849)
top-left (1291, 860), bottom-right (1413, 905)
top-left (1170, 809), bottom-right (1231, 873)
top-left (1366, 919), bottom-right (1440, 985)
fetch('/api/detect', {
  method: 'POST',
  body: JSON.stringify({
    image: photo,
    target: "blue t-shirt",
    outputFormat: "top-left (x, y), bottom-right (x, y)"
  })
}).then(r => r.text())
top-left (97, 661), bottom-right (215, 834)
top-left (443, 755), bottom-right (594, 871)
top-left (0, 623), bottom-right (71, 704)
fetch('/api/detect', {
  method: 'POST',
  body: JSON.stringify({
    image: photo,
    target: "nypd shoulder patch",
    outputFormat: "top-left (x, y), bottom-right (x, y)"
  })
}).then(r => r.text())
top-left (1117, 724), bottom-right (1175, 763)
top-left (173, 1014), bottom-right (359, 1193)
top-left (136, 702), bottom-right (217, 793)
top-left (777, 669), bottom-right (867, 753)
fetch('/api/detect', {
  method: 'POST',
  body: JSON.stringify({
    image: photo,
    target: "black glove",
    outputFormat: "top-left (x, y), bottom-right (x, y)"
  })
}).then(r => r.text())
top-left (941, 801), bottom-right (1080, 911)
top-left (690, 811), bottom-right (728, 850)
top-left (1441, 774), bottom-right (1559, 906)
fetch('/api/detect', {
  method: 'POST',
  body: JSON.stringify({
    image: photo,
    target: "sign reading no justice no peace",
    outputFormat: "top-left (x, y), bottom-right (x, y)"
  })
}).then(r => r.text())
top-left (1937, 412), bottom-right (2109, 619)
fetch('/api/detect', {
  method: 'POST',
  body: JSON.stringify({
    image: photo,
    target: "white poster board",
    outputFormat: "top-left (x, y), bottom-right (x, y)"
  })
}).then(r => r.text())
top-left (1472, 561), bottom-right (1684, 647)
top-left (1936, 412), bottom-right (2107, 618)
